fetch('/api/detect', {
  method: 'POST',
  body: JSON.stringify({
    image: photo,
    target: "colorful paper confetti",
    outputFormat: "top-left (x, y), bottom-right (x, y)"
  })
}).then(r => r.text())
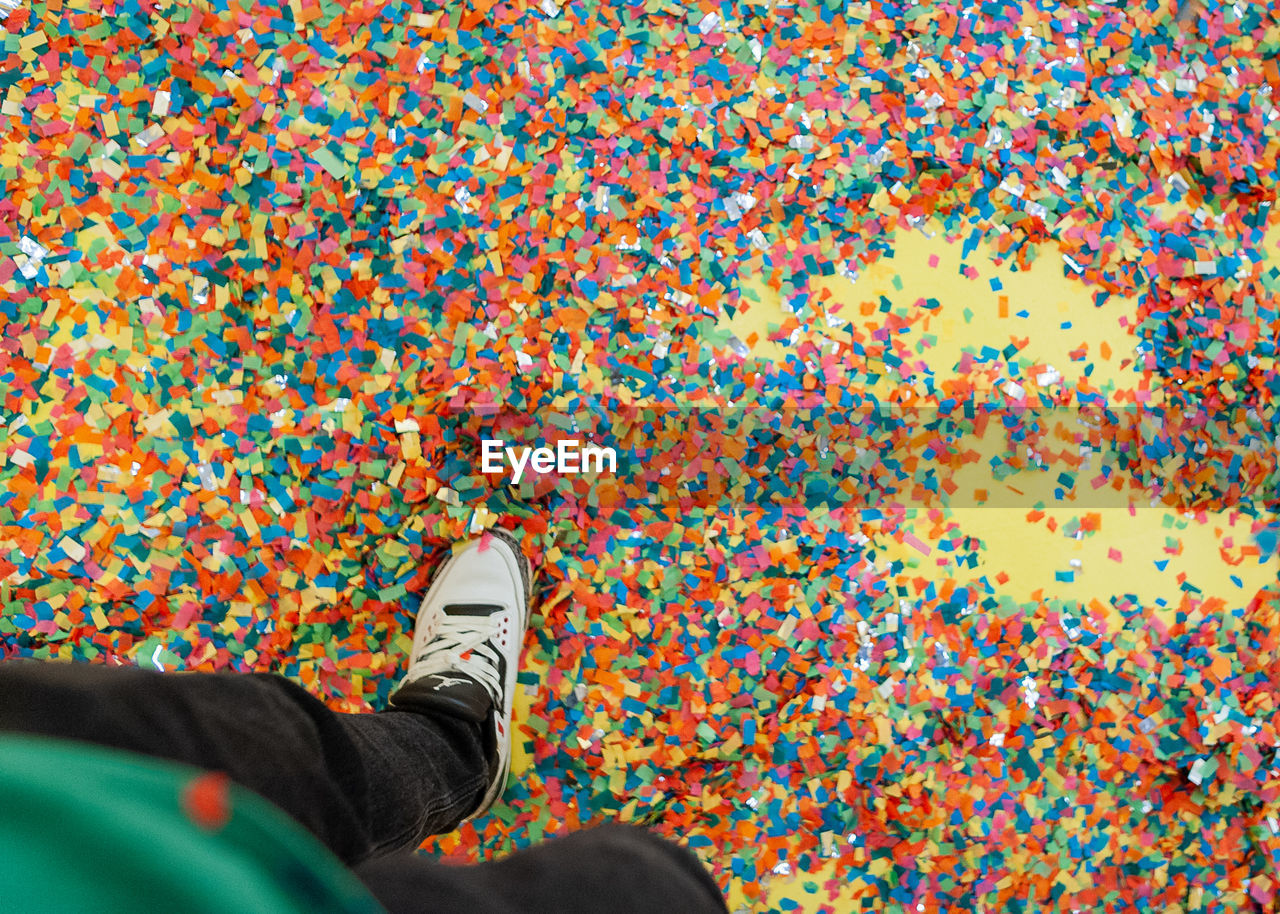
top-left (2, 0), bottom-right (1279, 910)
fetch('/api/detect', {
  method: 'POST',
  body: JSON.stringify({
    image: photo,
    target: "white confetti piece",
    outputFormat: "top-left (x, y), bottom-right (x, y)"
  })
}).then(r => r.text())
top-left (58, 537), bottom-right (87, 563)
top-left (133, 124), bottom-right (166, 148)
top-left (18, 235), bottom-right (47, 261)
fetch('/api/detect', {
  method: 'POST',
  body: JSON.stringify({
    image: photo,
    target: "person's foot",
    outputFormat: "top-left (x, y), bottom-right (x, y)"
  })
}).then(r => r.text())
top-left (388, 530), bottom-right (532, 819)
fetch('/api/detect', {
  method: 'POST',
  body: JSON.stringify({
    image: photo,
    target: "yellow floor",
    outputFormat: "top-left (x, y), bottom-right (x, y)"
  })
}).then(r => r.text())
top-left (497, 218), bottom-right (1277, 911)
top-left (708, 222), bottom-right (1274, 911)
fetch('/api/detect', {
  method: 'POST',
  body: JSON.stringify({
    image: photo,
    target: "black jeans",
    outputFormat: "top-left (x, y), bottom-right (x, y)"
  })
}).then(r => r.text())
top-left (0, 661), bottom-right (728, 914)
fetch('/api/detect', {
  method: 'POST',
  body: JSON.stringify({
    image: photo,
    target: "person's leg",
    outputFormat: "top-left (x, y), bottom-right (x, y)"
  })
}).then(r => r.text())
top-left (0, 659), bottom-right (489, 865)
top-left (0, 532), bottom-right (531, 867)
top-left (354, 824), bottom-right (730, 914)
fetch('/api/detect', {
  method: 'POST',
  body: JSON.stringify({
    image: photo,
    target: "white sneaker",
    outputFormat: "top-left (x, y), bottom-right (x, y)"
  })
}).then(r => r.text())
top-left (388, 530), bottom-right (532, 819)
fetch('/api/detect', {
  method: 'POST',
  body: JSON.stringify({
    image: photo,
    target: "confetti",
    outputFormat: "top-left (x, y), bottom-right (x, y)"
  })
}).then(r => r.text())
top-left (1, 0), bottom-right (1279, 910)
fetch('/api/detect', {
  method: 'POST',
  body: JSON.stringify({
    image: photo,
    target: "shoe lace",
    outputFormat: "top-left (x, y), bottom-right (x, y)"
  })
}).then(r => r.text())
top-left (406, 611), bottom-right (504, 703)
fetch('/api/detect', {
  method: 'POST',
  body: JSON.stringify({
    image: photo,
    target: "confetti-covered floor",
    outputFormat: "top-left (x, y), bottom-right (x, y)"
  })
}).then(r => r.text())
top-left (3, 0), bottom-right (1279, 911)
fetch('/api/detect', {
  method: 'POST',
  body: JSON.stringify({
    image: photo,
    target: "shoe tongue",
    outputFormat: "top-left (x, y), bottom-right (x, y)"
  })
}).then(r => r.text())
top-left (421, 671), bottom-right (486, 694)
top-left (442, 603), bottom-right (503, 617)
top-left (397, 671), bottom-right (493, 723)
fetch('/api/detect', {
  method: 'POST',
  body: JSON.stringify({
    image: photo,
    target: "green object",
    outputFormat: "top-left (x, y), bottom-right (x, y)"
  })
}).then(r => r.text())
top-left (314, 146), bottom-right (351, 180)
top-left (0, 734), bottom-right (383, 913)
